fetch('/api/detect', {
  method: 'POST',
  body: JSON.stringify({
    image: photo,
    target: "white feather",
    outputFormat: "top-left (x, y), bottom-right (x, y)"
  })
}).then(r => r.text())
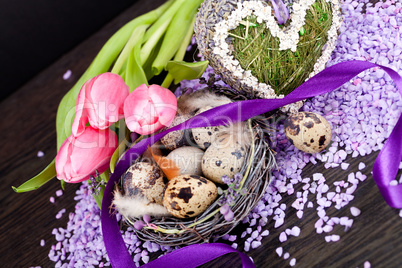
top-left (112, 190), bottom-right (170, 219)
top-left (177, 90), bottom-right (232, 115)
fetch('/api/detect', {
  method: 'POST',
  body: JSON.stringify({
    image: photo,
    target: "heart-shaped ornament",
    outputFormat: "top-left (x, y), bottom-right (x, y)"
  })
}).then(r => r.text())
top-left (195, 0), bottom-right (342, 112)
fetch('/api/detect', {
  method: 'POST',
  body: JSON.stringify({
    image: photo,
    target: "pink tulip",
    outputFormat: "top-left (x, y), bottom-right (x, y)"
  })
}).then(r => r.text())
top-left (56, 126), bottom-right (118, 183)
top-left (72, 72), bottom-right (129, 136)
top-left (124, 84), bottom-right (177, 135)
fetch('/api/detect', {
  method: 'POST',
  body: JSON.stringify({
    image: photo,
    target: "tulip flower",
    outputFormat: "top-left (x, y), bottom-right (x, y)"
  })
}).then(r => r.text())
top-left (124, 84), bottom-right (177, 135)
top-left (56, 127), bottom-right (118, 183)
top-left (72, 72), bottom-right (130, 136)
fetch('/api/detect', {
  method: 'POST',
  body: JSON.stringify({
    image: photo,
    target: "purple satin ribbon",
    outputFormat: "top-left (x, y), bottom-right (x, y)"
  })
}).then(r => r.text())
top-left (101, 60), bottom-right (402, 267)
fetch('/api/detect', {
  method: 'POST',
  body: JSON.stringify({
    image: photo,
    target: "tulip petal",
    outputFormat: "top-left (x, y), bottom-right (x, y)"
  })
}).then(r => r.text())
top-left (124, 84), bottom-right (177, 135)
top-left (87, 73), bottom-right (129, 129)
top-left (148, 85), bottom-right (177, 126)
top-left (56, 127), bottom-right (118, 183)
top-left (71, 81), bottom-right (90, 137)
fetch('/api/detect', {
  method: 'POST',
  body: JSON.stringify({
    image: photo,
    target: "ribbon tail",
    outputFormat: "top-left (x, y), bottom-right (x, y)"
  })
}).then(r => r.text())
top-left (141, 243), bottom-right (254, 268)
top-left (372, 115), bottom-right (402, 208)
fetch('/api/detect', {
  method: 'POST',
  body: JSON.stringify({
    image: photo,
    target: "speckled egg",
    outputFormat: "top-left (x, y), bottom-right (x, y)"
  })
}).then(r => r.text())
top-left (166, 146), bottom-right (204, 176)
top-left (122, 162), bottom-right (166, 205)
top-left (284, 112), bottom-right (332, 154)
top-left (192, 103), bottom-right (231, 149)
top-left (201, 134), bottom-right (247, 184)
top-left (163, 174), bottom-right (217, 218)
top-left (160, 113), bottom-right (192, 150)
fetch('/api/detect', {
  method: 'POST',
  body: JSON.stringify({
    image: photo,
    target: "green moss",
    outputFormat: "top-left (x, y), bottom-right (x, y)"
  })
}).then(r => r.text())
top-left (229, 0), bottom-right (333, 96)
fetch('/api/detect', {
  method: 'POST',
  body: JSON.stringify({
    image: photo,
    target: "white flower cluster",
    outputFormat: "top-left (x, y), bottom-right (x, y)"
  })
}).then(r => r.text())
top-left (212, 0), bottom-right (342, 113)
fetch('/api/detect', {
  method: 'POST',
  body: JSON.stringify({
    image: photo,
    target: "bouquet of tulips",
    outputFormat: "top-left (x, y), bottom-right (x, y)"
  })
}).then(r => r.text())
top-left (13, 0), bottom-right (208, 207)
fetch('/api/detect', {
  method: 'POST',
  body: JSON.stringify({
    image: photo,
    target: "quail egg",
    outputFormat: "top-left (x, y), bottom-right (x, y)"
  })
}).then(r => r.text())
top-left (192, 103), bottom-right (232, 149)
top-left (284, 112), bottom-right (332, 154)
top-left (160, 113), bottom-right (192, 150)
top-left (201, 134), bottom-right (247, 184)
top-left (163, 174), bottom-right (217, 218)
top-left (166, 146), bottom-right (204, 176)
top-left (122, 162), bottom-right (165, 205)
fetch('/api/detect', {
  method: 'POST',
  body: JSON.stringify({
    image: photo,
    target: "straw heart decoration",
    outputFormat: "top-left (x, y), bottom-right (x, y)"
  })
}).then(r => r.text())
top-left (195, 0), bottom-right (343, 112)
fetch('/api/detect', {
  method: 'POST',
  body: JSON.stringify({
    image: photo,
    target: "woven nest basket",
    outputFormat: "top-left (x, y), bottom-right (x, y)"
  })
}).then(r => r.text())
top-left (194, 0), bottom-right (342, 113)
top-left (119, 89), bottom-right (276, 246)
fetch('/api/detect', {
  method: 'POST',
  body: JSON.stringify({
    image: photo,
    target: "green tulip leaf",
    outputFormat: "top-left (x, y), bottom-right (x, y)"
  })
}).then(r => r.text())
top-left (110, 138), bottom-right (130, 173)
top-left (125, 25), bottom-right (149, 92)
top-left (12, 160), bottom-right (56, 193)
top-left (165, 60), bottom-right (209, 84)
top-left (93, 184), bottom-right (105, 209)
top-left (151, 0), bottom-right (203, 75)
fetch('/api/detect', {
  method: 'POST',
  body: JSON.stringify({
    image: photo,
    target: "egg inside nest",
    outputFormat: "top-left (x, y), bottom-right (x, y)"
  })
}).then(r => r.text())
top-left (163, 174), bottom-right (218, 218)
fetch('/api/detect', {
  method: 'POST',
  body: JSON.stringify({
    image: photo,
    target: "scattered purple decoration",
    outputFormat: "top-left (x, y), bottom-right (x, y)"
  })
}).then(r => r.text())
top-left (63, 70), bottom-right (72, 80)
top-left (276, 247), bottom-right (283, 257)
top-left (364, 261), bottom-right (371, 268)
top-left (358, 162), bottom-right (366, 170)
top-left (143, 214), bottom-right (151, 224)
top-left (40, 239), bottom-right (45, 247)
top-left (224, 209), bottom-right (235, 222)
top-left (220, 203), bottom-right (230, 215)
top-left (134, 221), bottom-right (146, 231)
top-left (350, 207), bottom-right (361, 217)
top-left (49, 197), bottom-right (55, 204)
top-left (55, 190), bottom-right (63, 197)
top-left (37, 151), bottom-right (45, 158)
top-left (55, 209), bottom-right (66, 219)
top-left (289, 258), bottom-right (296, 266)
top-left (46, 1), bottom-right (402, 266)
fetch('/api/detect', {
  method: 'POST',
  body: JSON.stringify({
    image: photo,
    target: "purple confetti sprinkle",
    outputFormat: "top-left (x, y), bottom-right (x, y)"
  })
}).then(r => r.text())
top-left (350, 206), bottom-right (361, 216)
top-left (63, 70), bottom-right (72, 80)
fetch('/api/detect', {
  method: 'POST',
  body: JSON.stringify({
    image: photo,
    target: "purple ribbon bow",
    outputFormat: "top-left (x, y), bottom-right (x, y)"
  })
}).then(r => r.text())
top-left (101, 60), bottom-right (402, 267)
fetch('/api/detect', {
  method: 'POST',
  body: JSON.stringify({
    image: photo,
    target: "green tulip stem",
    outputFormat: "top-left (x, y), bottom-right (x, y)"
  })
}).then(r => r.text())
top-left (140, 0), bottom-right (186, 64)
top-left (161, 73), bottom-right (174, 89)
top-left (151, 0), bottom-right (203, 75)
top-left (111, 25), bottom-right (149, 75)
top-left (160, 14), bottom-right (196, 89)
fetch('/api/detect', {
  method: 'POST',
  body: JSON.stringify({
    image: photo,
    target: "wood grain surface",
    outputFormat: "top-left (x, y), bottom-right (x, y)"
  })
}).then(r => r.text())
top-left (1, 0), bottom-right (401, 267)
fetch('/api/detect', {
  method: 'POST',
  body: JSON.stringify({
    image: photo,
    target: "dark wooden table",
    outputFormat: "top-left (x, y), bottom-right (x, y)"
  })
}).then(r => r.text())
top-left (1, 0), bottom-right (401, 267)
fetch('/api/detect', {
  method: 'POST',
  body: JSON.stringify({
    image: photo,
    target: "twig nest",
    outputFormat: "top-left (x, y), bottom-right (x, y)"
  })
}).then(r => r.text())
top-left (122, 162), bottom-right (165, 205)
top-left (201, 134), bottom-right (248, 184)
top-left (166, 146), bottom-right (204, 176)
top-left (284, 112), bottom-right (332, 153)
top-left (117, 90), bottom-right (275, 246)
top-left (163, 175), bottom-right (218, 218)
top-left (194, 0), bottom-right (342, 113)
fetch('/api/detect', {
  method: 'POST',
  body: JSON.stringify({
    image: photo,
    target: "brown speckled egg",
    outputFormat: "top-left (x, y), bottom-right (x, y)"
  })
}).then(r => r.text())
top-left (166, 146), bottom-right (204, 176)
top-left (192, 103), bottom-right (231, 149)
top-left (201, 134), bottom-right (247, 184)
top-left (160, 113), bottom-right (192, 150)
top-left (122, 162), bottom-right (165, 205)
top-left (163, 175), bottom-right (217, 218)
top-left (284, 112), bottom-right (332, 154)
